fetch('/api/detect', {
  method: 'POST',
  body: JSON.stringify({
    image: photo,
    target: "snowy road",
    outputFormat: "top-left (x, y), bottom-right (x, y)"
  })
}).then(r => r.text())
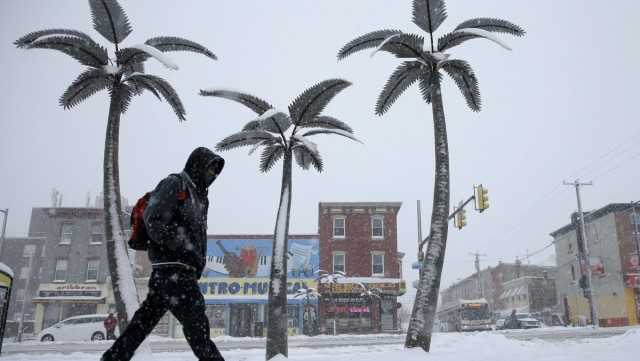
top-left (0, 327), bottom-right (633, 356)
top-left (1, 328), bottom-right (637, 361)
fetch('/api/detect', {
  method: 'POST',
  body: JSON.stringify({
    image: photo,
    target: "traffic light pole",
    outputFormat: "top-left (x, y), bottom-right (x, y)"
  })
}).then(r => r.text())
top-left (564, 179), bottom-right (598, 327)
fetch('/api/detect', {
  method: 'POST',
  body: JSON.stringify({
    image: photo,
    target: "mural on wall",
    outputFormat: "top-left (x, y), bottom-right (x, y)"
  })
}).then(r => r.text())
top-left (203, 238), bottom-right (319, 279)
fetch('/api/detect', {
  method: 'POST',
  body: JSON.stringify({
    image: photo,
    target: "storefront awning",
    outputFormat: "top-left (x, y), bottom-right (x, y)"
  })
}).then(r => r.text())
top-left (204, 297), bottom-right (316, 305)
top-left (32, 296), bottom-right (106, 304)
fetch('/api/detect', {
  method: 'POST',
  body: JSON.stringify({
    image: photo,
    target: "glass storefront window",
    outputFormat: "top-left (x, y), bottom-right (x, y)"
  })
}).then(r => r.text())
top-left (205, 305), bottom-right (225, 329)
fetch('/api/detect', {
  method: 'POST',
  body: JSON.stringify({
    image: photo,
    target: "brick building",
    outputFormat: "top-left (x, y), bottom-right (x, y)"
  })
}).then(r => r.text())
top-left (317, 202), bottom-right (405, 333)
top-left (440, 261), bottom-right (556, 315)
top-left (551, 203), bottom-right (640, 327)
top-left (26, 207), bottom-right (119, 333)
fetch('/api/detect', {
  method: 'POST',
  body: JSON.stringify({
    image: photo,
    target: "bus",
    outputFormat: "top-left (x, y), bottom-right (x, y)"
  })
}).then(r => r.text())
top-left (436, 298), bottom-right (493, 332)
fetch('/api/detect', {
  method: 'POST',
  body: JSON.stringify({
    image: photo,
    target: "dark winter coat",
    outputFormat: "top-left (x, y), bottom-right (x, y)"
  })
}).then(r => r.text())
top-left (143, 147), bottom-right (225, 278)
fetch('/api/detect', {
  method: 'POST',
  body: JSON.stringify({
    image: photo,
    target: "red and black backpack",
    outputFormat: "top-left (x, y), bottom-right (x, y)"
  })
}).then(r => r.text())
top-left (128, 174), bottom-right (189, 251)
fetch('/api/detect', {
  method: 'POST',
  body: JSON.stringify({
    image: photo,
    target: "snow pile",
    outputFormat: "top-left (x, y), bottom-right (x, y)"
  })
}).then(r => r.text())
top-left (2, 328), bottom-right (638, 361)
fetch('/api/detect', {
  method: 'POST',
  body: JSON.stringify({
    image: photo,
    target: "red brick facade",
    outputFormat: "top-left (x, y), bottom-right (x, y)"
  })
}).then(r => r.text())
top-left (318, 202), bottom-right (402, 278)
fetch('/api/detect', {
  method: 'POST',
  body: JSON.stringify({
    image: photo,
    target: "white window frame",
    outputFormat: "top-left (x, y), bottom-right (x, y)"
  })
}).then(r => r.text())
top-left (332, 216), bottom-right (346, 239)
top-left (54, 259), bottom-right (68, 282)
top-left (60, 223), bottom-right (73, 245)
top-left (333, 252), bottom-right (346, 274)
top-left (90, 223), bottom-right (104, 245)
top-left (86, 259), bottom-right (99, 282)
top-left (372, 252), bottom-right (385, 276)
top-left (371, 215), bottom-right (384, 240)
top-left (15, 289), bottom-right (25, 302)
top-left (23, 245), bottom-right (36, 257)
top-left (19, 267), bottom-right (29, 280)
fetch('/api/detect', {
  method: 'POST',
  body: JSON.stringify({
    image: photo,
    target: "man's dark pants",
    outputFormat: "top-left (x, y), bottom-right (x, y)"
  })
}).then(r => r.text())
top-left (101, 267), bottom-right (224, 361)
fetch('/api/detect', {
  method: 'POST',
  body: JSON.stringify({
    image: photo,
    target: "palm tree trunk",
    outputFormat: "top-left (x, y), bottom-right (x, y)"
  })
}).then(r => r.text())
top-left (266, 150), bottom-right (293, 360)
top-left (405, 77), bottom-right (450, 351)
top-left (103, 83), bottom-right (139, 333)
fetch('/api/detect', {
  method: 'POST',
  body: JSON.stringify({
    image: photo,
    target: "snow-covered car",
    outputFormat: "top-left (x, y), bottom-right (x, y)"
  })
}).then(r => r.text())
top-left (516, 313), bottom-right (542, 329)
top-left (494, 318), bottom-right (506, 330)
top-left (38, 314), bottom-right (118, 342)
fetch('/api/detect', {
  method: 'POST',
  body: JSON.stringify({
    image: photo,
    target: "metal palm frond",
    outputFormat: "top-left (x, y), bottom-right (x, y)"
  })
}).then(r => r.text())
top-left (89, 0), bottom-right (132, 44)
top-left (337, 29), bottom-right (403, 61)
top-left (25, 36), bottom-right (108, 68)
top-left (288, 79), bottom-right (351, 126)
top-left (14, 29), bottom-right (95, 48)
top-left (199, 89), bottom-right (273, 115)
top-left (412, 0), bottom-right (448, 33)
top-left (299, 116), bottom-right (353, 134)
top-left (370, 33), bottom-right (427, 60)
top-left (118, 84), bottom-right (134, 113)
top-left (59, 68), bottom-right (113, 109)
top-left (259, 145), bottom-right (285, 173)
top-left (418, 69), bottom-right (437, 105)
top-left (455, 18), bottom-right (525, 37)
top-left (293, 137), bottom-right (323, 172)
top-left (255, 110), bottom-right (292, 134)
top-left (440, 59), bottom-right (481, 112)
top-left (125, 74), bottom-right (185, 120)
top-left (376, 61), bottom-right (425, 115)
top-left (302, 129), bottom-right (361, 143)
top-left (216, 130), bottom-right (279, 152)
top-left (145, 37), bottom-right (217, 60)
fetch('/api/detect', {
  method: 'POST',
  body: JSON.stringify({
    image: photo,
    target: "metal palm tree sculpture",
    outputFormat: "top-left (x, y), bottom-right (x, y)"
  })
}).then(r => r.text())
top-left (201, 79), bottom-right (358, 360)
top-left (15, 0), bottom-right (216, 332)
top-left (337, 0), bottom-right (524, 351)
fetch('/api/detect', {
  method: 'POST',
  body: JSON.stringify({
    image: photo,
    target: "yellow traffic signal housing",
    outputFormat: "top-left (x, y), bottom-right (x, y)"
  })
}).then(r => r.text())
top-left (475, 185), bottom-right (490, 212)
top-left (455, 204), bottom-right (467, 229)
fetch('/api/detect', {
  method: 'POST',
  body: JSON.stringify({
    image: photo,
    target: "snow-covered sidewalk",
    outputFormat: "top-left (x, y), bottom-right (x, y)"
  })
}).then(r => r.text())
top-left (2, 328), bottom-right (637, 361)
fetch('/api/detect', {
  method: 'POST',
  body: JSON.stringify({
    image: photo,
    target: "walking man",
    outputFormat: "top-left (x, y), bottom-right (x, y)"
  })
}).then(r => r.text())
top-left (103, 312), bottom-right (117, 340)
top-left (101, 147), bottom-right (226, 361)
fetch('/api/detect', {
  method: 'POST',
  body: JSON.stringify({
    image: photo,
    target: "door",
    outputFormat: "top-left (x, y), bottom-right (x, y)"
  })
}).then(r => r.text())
top-left (230, 304), bottom-right (255, 337)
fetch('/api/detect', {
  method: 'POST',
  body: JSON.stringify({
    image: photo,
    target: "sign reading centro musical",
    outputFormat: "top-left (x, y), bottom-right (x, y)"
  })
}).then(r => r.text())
top-left (200, 236), bottom-right (319, 302)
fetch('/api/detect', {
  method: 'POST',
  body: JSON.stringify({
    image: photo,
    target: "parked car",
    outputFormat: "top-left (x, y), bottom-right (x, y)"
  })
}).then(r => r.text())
top-left (516, 313), bottom-right (542, 329)
top-left (38, 314), bottom-right (119, 342)
top-left (494, 318), bottom-right (506, 330)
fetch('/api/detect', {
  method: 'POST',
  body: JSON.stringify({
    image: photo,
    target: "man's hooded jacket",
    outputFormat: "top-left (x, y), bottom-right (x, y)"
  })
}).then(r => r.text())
top-left (143, 147), bottom-right (225, 277)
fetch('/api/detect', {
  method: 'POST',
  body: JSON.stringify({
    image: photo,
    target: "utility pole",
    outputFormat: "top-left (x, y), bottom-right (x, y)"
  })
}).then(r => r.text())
top-left (0, 209), bottom-right (8, 257)
top-left (563, 179), bottom-right (598, 327)
top-left (630, 201), bottom-right (640, 271)
top-left (469, 252), bottom-right (487, 298)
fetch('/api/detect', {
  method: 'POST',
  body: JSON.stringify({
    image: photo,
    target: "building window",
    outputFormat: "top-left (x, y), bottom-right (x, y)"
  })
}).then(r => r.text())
top-left (372, 252), bottom-right (384, 276)
top-left (333, 217), bottom-right (345, 239)
top-left (568, 242), bottom-right (573, 254)
top-left (570, 264), bottom-right (576, 281)
top-left (60, 224), bottom-right (73, 245)
top-left (23, 245), bottom-right (36, 258)
top-left (19, 267), bottom-right (29, 280)
top-left (91, 223), bottom-right (104, 244)
top-left (371, 216), bottom-right (384, 240)
top-left (54, 259), bottom-right (68, 282)
top-left (333, 252), bottom-right (345, 273)
top-left (16, 289), bottom-right (25, 302)
top-left (86, 259), bottom-right (99, 282)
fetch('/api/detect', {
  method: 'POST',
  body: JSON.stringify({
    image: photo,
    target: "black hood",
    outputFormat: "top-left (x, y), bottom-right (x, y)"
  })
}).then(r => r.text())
top-left (184, 147), bottom-right (225, 192)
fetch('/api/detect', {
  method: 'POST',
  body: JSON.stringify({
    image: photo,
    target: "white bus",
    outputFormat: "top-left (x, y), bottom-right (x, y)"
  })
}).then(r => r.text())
top-left (437, 298), bottom-right (493, 332)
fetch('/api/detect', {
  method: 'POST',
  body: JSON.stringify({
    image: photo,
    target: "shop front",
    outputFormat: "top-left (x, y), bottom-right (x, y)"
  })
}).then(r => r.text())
top-left (318, 278), bottom-right (405, 334)
top-left (168, 235), bottom-right (320, 337)
top-left (32, 283), bottom-right (113, 333)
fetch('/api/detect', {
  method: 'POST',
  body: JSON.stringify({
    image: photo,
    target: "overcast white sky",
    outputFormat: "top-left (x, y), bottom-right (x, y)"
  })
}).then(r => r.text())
top-left (1, 1), bottom-right (639, 302)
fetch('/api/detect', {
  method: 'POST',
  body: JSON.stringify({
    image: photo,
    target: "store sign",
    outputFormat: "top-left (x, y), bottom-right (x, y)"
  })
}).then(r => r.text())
top-left (198, 278), bottom-right (315, 298)
top-left (318, 281), bottom-right (405, 296)
top-left (54, 284), bottom-right (99, 292)
top-left (334, 306), bottom-right (370, 313)
top-left (38, 283), bottom-right (102, 298)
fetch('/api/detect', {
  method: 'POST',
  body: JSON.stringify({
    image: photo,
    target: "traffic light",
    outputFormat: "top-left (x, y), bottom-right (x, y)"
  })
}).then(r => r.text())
top-left (475, 184), bottom-right (490, 212)
top-left (455, 205), bottom-right (467, 229)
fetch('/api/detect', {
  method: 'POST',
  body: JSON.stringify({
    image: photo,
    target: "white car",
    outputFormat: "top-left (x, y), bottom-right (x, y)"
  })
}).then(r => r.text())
top-left (38, 314), bottom-right (118, 342)
top-left (516, 313), bottom-right (542, 329)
